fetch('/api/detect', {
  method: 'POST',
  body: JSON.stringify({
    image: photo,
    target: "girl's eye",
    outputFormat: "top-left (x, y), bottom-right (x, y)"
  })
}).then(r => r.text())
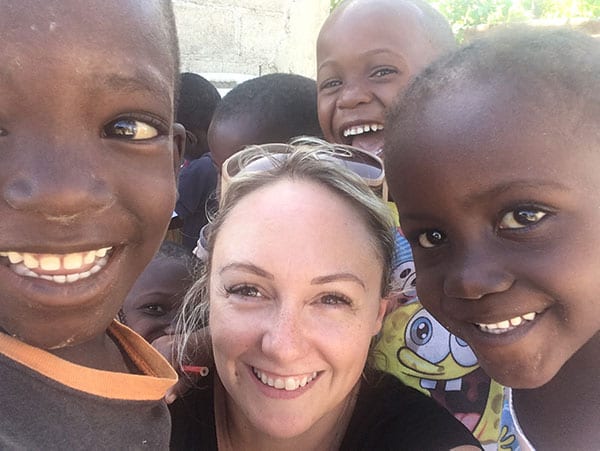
top-left (417, 230), bottom-right (447, 248)
top-left (498, 208), bottom-right (547, 229)
top-left (320, 294), bottom-right (351, 306)
top-left (226, 285), bottom-right (262, 298)
top-left (103, 118), bottom-right (159, 140)
top-left (0, 127), bottom-right (7, 137)
top-left (140, 304), bottom-right (166, 316)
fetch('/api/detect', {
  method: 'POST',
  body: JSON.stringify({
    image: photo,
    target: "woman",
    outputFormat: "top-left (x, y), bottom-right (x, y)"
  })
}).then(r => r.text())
top-left (170, 141), bottom-right (481, 450)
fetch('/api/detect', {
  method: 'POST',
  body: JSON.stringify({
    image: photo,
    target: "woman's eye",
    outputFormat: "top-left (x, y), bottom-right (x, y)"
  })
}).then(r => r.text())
top-left (498, 208), bottom-right (547, 229)
top-left (417, 230), bottom-right (446, 248)
top-left (320, 294), bottom-right (351, 306)
top-left (141, 304), bottom-right (166, 316)
top-left (104, 118), bottom-right (159, 140)
top-left (226, 285), bottom-right (262, 298)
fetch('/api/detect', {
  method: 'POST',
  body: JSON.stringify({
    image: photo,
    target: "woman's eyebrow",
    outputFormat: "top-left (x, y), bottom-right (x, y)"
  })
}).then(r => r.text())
top-left (218, 262), bottom-right (275, 279)
top-left (311, 273), bottom-right (366, 290)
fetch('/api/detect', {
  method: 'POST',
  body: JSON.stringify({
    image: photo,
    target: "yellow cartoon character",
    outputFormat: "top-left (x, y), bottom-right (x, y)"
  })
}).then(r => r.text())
top-left (375, 302), bottom-right (504, 447)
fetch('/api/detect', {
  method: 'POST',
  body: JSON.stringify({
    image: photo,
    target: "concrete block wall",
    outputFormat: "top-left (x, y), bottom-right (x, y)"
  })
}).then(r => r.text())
top-left (174, 0), bottom-right (330, 82)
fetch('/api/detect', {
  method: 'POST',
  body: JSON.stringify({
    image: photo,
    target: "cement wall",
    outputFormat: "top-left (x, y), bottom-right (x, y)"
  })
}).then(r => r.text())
top-left (174, 0), bottom-right (330, 83)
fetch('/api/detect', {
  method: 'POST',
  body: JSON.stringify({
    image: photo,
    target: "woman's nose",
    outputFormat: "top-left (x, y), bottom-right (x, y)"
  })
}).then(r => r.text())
top-left (260, 308), bottom-right (309, 363)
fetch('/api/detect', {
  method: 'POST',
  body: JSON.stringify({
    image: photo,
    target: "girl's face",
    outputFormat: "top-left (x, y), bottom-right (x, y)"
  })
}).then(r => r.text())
top-left (388, 81), bottom-right (600, 388)
top-left (209, 179), bottom-right (387, 440)
top-left (121, 256), bottom-right (188, 343)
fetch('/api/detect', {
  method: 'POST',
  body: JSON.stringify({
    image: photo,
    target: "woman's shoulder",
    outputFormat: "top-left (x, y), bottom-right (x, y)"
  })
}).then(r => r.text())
top-left (169, 373), bottom-right (217, 451)
top-left (340, 371), bottom-right (481, 451)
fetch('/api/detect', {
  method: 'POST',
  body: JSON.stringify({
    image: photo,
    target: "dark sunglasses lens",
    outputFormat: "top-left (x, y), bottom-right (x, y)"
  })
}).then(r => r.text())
top-left (342, 159), bottom-right (382, 179)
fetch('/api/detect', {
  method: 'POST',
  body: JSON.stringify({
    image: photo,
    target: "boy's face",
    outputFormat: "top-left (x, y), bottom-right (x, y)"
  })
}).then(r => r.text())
top-left (388, 81), bottom-right (600, 388)
top-left (122, 256), bottom-right (188, 344)
top-left (316, 1), bottom-right (440, 155)
top-left (0, 0), bottom-right (183, 350)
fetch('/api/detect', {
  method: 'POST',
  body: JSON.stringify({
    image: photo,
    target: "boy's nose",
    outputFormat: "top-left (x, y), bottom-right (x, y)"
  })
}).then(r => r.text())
top-left (443, 245), bottom-right (514, 300)
top-left (2, 154), bottom-right (114, 219)
top-left (336, 81), bottom-right (372, 109)
top-left (260, 308), bottom-right (309, 363)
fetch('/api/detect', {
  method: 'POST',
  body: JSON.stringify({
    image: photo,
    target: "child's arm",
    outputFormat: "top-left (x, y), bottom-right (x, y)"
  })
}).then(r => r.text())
top-left (152, 328), bottom-right (212, 403)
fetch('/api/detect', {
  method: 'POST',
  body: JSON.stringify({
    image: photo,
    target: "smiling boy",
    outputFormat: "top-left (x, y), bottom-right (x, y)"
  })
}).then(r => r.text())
top-left (317, 0), bottom-right (455, 157)
top-left (0, 0), bottom-right (182, 447)
top-left (386, 27), bottom-right (600, 449)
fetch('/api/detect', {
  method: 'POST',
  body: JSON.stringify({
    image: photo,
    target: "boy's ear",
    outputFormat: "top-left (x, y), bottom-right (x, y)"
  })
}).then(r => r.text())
top-left (172, 123), bottom-right (186, 176)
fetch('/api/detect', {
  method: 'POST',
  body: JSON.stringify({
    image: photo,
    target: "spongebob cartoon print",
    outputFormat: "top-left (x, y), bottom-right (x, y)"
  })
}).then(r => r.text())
top-left (375, 231), bottom-right (514, 450)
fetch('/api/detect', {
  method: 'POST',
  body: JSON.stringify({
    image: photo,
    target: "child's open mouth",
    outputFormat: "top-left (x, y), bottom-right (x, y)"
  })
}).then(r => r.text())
top-left (342, 123), bottom-right (385, 156)
top-left (0, 248), bottom-right (112, 284)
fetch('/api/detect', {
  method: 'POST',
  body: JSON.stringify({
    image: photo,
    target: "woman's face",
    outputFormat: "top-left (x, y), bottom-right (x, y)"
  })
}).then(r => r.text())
top-left (209, 179), bottom-right (387, 440)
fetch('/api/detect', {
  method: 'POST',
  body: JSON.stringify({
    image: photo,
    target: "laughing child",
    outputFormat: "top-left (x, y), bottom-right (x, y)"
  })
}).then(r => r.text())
top-left (386, 27), bottom-right (600, 450)
top-left (0, 0), bottom-right (182, 447)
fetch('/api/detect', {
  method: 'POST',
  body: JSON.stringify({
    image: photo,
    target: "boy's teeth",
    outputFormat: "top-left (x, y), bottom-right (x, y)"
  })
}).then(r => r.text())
top-left (476, 312), bottom-right (537, 334)
top-left (0, 248), bottom-right (112, 283)
top-left (63, 253), bottom-right (83, 270)
top-left (343, 123), bottom-right (384, 137)
top-left (39, 255), bottom-right (61, 271)
top-left (252, 368), bottom-right (318, 392)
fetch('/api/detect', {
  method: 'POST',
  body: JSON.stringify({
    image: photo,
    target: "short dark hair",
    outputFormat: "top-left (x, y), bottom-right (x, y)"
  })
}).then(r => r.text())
top-left (211, 73), bottom-right (323, 143)
top-left (334, 0), bottom-right (456, 54)
top-left (386, 26), bottom-right (600, 164)
top-left (177, 73), bottom-right (221, 132)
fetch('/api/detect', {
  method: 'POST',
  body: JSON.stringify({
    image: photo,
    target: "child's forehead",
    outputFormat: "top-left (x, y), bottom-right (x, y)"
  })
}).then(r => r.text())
top-left (318, 1), bottom-right (436, 68)
top-left (1, 0), bottom-right (174, 83)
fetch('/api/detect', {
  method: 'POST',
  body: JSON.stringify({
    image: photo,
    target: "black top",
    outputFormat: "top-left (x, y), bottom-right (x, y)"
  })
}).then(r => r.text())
top-left (175, 154), bottom-right (218, 251)
top-left (170, 371), bottom-right (481, 450)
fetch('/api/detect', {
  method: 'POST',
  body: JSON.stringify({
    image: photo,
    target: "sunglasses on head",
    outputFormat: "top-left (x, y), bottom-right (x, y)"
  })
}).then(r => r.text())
top-left (220, 141), bottom-right (387, 202)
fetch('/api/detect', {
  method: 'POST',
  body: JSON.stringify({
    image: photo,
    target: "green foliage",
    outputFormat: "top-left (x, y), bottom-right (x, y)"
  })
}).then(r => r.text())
top-left (430, 0), bottom-right (600, 38)
top-left (330, 0), bottom-right (600, 38)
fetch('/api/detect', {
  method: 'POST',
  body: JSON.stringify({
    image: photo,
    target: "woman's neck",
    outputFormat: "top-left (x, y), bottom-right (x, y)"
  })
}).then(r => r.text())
top-left (513, 332), bottom-right (599, 450)
top-left (214, 376), bottom-right (358, 451)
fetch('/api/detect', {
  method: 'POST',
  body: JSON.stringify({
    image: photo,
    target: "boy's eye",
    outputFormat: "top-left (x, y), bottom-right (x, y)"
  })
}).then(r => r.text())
top-left (498, 208), bottom-right (547, 229)
top-left (140, 304), bottom-right (167, 316)
top-left (0, 128), bottom-right (7, 137)
top-left (103, 118), bottom-right (159, 140)
top-left (418, 230), bottom-right (447, 248)
top-left (371, 68), bottom-right (397, 78)
top-left (319, 79), bottom-right (341, 90)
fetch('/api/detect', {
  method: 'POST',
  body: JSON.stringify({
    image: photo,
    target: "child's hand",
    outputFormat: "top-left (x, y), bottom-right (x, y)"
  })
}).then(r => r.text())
top-left (152, 330), bottom-right (211, 404)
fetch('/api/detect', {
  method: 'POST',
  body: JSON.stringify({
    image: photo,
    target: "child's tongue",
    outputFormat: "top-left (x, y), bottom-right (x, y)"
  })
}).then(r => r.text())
top-left (351, 131), bottom-right (385, 156)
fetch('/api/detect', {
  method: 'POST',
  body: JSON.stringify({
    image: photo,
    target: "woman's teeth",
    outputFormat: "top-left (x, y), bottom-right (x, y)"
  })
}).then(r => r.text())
top-left (476, 312), bottom-right (537, 334)
top-left (343, 123), bottom-right (384, 137)
top-left (0, 248), bottom-right (111, 283)
top-left (252, 368), bottom-right (318, 391)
